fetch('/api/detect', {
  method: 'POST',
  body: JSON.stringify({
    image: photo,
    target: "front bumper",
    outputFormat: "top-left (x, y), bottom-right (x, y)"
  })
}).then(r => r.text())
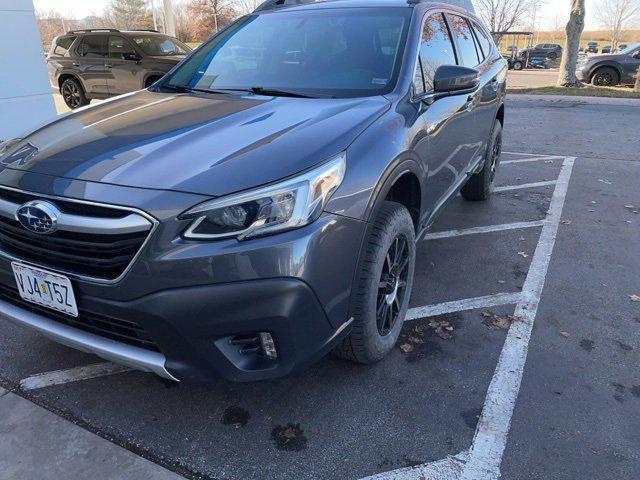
top-left (1, 276), bottom-right (353, 382)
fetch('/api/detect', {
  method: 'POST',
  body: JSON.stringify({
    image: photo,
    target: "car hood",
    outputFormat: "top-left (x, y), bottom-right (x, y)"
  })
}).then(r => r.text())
top-left (0, 90), bottom-right (390, 197)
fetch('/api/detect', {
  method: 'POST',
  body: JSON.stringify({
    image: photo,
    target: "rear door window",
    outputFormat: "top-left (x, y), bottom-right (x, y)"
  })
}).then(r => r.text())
top-left (53, 36), bottom-right (76, 56)
top-left (418, 12), bottom-right (458, 92)
top-left (446, 14), bottom-right (480, 67)
top-left (78, 35), bottom-right (108, 58)
top-left (471, 22), bottom-right (493, 60)
top-left (108, 36), bottom-right (137, 59)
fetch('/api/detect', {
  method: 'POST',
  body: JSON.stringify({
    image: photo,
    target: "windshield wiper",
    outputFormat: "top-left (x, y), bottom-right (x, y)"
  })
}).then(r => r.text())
top-left (225, 87), bottom-right (316, 98)
top-left (162, 84), bottom-right (232, 95)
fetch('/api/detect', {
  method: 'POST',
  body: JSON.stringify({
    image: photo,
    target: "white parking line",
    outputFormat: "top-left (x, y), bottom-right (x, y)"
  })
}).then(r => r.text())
top-left (363, 155), bottom-right (575, 480)
top-left (406, 292), bottom-right (523, 321)
top-left (502, 156), bottom-right (563, 165)
top-left (20, 362), bottom-right (131, 390)
top-left (423, 220), bottom-right (545, 240)
top-left (494, 180), bottom-right (557, 192)
top-left (502, 151), bottom-right (557, 157)
top-left (459, 157), bottom-right (575, 480)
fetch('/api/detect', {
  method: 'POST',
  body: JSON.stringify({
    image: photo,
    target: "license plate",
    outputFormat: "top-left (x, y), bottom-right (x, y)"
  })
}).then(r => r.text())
top-left (12, 262), bottom-right (78, 317)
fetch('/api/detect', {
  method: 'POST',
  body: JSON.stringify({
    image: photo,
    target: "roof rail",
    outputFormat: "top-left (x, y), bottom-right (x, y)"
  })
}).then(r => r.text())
top-left (128, 29), bottom-right (160, 33)
top-left (67, 28), bottom-right (120, 34)
top-left (254, 0), bottom-right (323, 12)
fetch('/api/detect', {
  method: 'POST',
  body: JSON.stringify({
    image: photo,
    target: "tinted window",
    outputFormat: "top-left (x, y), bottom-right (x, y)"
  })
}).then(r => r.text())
top-left (447, 14), bottom-right (479, 67)
top-left (53, 36), bottom-right (75, 56)
top-left (108, 36), bottom-right (136, 59)
top-left (419, 13), bottom-right (457, 92)
top-left (130, 34), bottom-right (190, 56)
top-left (165, 8), bottom-right (411, 98)
top-left (471, 21), bottom-right (493, 59)
top-left (78, 35), bottom-right (107, 58)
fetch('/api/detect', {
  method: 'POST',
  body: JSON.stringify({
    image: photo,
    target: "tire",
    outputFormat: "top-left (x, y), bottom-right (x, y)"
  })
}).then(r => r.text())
top-left (461, 121), bottom-right (503, 202)
top-left (591, 67), bottom-right (619, 86)
top-left (334, 201), bottom-right (416, 364)
top-left (61, 77), bottom-right (89, 109)
top-left (512, 61), bottom-right (523, 71)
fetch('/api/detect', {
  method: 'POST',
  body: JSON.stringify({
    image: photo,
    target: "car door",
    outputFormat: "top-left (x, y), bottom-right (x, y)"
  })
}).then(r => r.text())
top-left (442, 13), bottom-right (485, 181)
top-left (75, 34), bottom-right (110, 96)
top-left (106, 35), bottom-right (144, 95)
top-left (620, 47), bottom-right (640, 83)
top-left (469, 19), bottom-right (504, 150)
top-left (411, 12), bottom-right (479, 215)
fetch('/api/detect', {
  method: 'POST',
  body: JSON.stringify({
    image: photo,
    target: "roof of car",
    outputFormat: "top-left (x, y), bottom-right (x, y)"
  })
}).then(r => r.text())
top-left (254, 0), bottom-right (475, 12)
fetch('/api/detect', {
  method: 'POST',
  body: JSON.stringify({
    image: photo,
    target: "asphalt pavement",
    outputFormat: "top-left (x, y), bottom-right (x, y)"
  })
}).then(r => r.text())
top-left (0, 94), bottom-right (639, 480)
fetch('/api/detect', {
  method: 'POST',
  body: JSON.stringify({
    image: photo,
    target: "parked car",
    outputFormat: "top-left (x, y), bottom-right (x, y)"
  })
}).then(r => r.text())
top-left (0, 0), bottom-right (506, 382)
top-left (47, 28), bottom-right (192, 109)
top-left (576, 42), bottom-right (640, 86)
top-left (519, 43), bottom-right (562, 60)
top-left (586, 41), bottom-right (599, 53)
top-left (618, 44), bottom-right (628, 51)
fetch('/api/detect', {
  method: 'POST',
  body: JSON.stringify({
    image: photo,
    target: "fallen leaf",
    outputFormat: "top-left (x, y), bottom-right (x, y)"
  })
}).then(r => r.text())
top-left (481, 310), bottom-right (492, 318)
top-left (561, 219), bottom-right (572, 225)
top-left (282, 426), bottom-right (297, 439)
top-left (399, 343), bottom-right (414, 353)
top-left (630, 294), bottom-right (640, 302)
top-left (518, 251), bottom-right (529, 258)
top-left (498, 279), bottom-right (506, 284)
top-left (559, 331), bottom-right (570, 338)
top-left (597, 179), bottom-right (612, 185)
top-left (435, 327), bottom-right (452, 339)
top-left (624, 205), bottom-right (636, 209)
top-left (408, 335), bottom-right (424, 344)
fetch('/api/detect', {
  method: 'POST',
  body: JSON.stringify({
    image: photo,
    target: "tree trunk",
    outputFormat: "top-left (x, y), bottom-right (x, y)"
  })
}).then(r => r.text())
top-left (635, 66), bottom-right (640, 93)
top-left (557, 0), bottom-right (586, 87)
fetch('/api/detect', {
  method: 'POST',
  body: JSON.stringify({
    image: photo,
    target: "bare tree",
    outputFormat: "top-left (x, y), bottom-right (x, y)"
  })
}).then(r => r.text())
top-left (593, 0), bottom-right (640, 52)
top-left (234, 0), bottom-right (262, 15)
top-left (557, 0), bottom-right (586, 87)
top-left (104, 0), bottom-right (152, 30)
top-left (474, 0), bottom-right (545, 41)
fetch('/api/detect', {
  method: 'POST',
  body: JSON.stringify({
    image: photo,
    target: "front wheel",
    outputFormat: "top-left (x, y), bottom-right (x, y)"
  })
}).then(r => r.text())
top-left (461, 121), bottom-right (502, 202)
top-left (334, 201), bottom-right (416, 364)
top-left (61, 78), bottom-right (89, 109)
top-left (512, 60), bottom-right (524, 71)
top-left (591, 67), bottom-right (619, 86)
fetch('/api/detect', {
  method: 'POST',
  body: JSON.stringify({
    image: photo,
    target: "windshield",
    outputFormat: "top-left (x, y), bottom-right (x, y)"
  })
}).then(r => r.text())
top-left (131, 34), bottom-right (191, 56)
top-left (618, 42), bottom-right (640, 55)
top-left (162, 8), bottom-right (411, 98)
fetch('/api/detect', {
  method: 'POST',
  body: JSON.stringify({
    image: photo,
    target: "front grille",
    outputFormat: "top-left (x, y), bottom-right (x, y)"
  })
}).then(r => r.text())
top-left (0, 188), bottom-right (153, 281)
top-left (0, 283), bottom-right (160, 352)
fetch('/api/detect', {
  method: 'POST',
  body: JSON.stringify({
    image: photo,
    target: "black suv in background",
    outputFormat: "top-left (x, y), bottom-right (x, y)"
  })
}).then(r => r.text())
top-left (1, 0), bottom-right (506, 382)
top-left (519, 43), bottom-right (562, 60)
top-left (47, 29), bottom-right (191, 109)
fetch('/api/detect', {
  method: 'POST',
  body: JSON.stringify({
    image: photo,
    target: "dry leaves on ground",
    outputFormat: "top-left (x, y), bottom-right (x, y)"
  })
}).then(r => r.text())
top-left (481, 310), bottom-right (521, 330)
top-left (518, 251), bottom-right (529, 258)
top-left (630, 294), bottom-right (640, 302)
top-left (559, 331), bottom-right (570, 338)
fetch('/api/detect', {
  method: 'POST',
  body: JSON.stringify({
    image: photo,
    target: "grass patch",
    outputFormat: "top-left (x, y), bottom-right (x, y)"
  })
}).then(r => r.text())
top-left (507, 85), bottom-right (640, 99)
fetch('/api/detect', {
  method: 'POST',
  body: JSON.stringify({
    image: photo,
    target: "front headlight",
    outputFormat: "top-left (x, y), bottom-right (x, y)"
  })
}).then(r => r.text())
top-left (181, 152), bottom-right (346, 240)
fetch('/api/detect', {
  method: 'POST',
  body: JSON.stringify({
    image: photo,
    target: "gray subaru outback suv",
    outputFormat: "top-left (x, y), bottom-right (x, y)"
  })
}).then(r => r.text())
top-left (0, 0), bottom-right (506, 382)
top-left (47, 28), bottom-right (191, 109)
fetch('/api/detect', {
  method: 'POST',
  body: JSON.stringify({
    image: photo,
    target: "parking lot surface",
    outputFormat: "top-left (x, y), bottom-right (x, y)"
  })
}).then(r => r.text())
top-left (1, 95), bottom-right (639, 479)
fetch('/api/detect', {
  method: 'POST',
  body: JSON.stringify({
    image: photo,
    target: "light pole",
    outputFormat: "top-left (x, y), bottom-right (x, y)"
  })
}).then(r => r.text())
top-left (162, 0), bottom-right (176, 36)
top-left (150, 0), bottom-right (158, 31)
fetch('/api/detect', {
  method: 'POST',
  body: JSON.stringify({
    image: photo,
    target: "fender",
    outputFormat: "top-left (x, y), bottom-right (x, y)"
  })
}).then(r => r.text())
top-left (588, 61), bottom-right (624, 80)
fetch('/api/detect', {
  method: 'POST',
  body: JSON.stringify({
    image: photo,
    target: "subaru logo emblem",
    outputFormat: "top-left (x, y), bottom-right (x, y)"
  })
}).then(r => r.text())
top-left (15, 200), bottom-right (60, 235)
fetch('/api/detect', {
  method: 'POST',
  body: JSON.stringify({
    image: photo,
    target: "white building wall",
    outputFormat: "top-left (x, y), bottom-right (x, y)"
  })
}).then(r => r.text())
top-left (0, 0), bottom-right (56, 140)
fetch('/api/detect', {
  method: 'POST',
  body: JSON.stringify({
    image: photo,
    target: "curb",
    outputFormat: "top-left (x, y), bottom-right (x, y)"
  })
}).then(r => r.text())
top-left (507, 93), bottom-right (640, 106)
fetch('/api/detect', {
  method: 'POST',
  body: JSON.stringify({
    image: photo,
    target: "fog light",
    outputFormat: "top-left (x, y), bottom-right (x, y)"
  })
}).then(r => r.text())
top-left (259, 332), bottom-right (277, 360)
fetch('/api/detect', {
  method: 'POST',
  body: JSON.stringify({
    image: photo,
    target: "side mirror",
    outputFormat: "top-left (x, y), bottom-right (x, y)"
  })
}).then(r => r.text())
top-left (123, 52), bottom-right (141, 62)
top-left (434, 65), bottom-right (480, 94)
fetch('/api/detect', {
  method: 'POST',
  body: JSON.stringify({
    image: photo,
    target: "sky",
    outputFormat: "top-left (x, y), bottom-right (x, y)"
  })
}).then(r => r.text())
top-left (33, 0), bottom-right (601, 30)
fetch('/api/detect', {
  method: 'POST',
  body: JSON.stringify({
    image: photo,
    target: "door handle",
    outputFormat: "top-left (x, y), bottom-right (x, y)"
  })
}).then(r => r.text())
top-left (72, 62), bottom-right (80, 67)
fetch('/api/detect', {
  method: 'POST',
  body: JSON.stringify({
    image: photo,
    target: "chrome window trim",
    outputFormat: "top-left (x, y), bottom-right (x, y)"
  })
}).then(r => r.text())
top-left (410, 6), bottom-right (491, 103)
top-left (0, 184), bottom-right (159, 285)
